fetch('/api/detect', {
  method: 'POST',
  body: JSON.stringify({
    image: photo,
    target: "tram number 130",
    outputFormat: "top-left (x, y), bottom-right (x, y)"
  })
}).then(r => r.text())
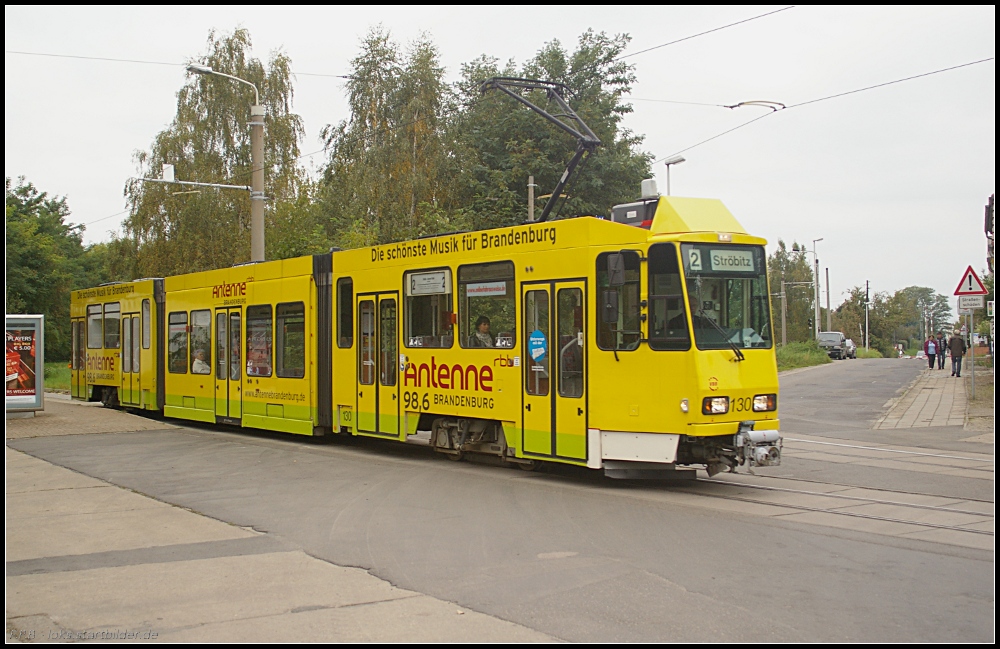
top-left (403, 392), bottom-right (430, 411)
top-left (732, 397), bottom-right (754, 413)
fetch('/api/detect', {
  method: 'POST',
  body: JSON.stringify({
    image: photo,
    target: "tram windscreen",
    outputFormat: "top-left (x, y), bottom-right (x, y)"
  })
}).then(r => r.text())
top-left (680, 243), bottom-right (772, 350)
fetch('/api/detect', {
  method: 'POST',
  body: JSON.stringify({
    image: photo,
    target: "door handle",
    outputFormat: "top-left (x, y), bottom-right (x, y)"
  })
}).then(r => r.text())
top-left (525, 403), bottom-right (531, 411)
top-left (392, 394), bottom-right (396, 400)
top-left (359, 391), bottom-right (363, 397)
top-left (578, 407), bottom-right (583, 415)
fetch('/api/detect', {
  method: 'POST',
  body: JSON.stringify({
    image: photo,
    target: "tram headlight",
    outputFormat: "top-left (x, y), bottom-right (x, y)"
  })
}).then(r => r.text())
top-left (680, 399), bottom-right (689, 413)
top-left (702, 397), bottom-right (729, 415)
top-left (753, 394), bottom-right (777, 412)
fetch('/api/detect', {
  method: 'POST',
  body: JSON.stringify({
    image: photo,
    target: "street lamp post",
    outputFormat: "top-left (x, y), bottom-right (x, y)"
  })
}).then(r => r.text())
top-left (663, 155), bottom-right (685, 196)
top-left (812, 238), bottom-right (824, 339)
top-left (187, 64), bottom-right (266, 263)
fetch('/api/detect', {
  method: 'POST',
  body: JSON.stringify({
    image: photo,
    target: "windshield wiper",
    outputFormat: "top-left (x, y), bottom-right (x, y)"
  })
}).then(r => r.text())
top-left (698, 309), bottom-right (745, 362)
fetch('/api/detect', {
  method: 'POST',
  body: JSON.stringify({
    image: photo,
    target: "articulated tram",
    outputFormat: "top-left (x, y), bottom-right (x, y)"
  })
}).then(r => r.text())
top-left (70, 192), bottom-right (782, 478)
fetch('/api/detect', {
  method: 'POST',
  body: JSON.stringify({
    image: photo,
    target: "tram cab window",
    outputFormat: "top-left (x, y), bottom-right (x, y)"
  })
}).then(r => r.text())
top-left (458, 262), bottom-right (515, 349)
top-left (648, 244), bottom-right (691, 351)
top-left (276, 302), bottom-right (305, 378)
top-left (103, 302), bottom-right (121, 349)
top-left (337, 278), bottom-right (353, 348)
top-left (596, 251), bottom-right (641, 351)
top-left (404, 269), bottom-right (453, 348)
top-left (168, 312), bottom-right (188, 373)
top-left (87, 305), bottom-right (103, 348)
top-left (189, 310), bottom-right (211, 375)
top-left (680, 243), bottom-right (772, 350)
top-left (246, 305), bottom-right (273, 377)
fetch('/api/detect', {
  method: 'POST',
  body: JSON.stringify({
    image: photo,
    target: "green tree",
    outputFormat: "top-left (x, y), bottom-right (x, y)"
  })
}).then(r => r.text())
top-left (113, 28), bottom-right (312, 279)
top-left (317, 28), bottom-right (651, 245)
top-left (319, 29), bottom-right (456, 246)
top-left (448, 30), bottom-right (651, 228)
top-left (5, 177), bottom-right (110, 360)
top-left (767, 240), bottom-right (815, 344)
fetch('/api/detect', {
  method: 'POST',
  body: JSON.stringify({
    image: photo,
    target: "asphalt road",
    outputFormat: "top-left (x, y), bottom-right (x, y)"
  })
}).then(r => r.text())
top-left (9, 359), bottom-right (994, 642)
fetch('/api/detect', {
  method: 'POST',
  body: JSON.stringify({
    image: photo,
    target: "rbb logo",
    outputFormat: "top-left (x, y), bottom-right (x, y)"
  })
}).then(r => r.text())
top-left (493, 354), bottom-right (516, 367)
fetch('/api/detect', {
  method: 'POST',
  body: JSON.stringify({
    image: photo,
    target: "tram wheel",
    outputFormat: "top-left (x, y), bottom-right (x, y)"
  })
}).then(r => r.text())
top-left (445, 450), bottom-right (463, 462)
top-left (517, 459), bottom-right (541, 471)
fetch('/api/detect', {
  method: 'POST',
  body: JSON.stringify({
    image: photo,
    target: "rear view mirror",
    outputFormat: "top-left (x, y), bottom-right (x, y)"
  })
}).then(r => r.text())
top-left (608, 253), bottom-right (625, 287)
top-left (602, 290), bottom-right (620, 324)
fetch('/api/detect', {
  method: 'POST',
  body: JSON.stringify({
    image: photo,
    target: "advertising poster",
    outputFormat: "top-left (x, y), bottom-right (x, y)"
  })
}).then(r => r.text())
top-left (6, 315), bottom-right (44, 411)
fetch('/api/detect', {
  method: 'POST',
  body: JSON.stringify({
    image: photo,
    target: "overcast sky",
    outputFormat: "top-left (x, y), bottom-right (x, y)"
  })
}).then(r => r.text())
top-left (5, 5), bottom-right (995, 311)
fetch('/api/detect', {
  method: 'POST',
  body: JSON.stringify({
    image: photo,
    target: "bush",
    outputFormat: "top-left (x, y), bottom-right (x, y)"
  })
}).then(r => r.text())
top-left (856, 347), bottom-right (883, 358)
top-left (777, 341), bottom-right (832, 371)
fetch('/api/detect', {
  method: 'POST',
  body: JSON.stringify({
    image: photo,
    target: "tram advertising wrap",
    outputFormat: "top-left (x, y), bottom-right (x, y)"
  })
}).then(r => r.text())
top-left (70, 193), bottom-right (783, 479)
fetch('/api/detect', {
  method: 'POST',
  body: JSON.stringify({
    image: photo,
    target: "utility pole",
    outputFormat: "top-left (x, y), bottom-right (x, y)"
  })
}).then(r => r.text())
top-left (814, 256), bottom-right (821, 338)
top-left (250, 105), bottom-right (265, 262)
top-left (864, 280), bottom-right (870, 350)
top-left (825, 267), bottom-right (832, 331)
top-left (527, 175), bottom-right (535, 222)
top-left (781, 280), bottom-right (787, 347)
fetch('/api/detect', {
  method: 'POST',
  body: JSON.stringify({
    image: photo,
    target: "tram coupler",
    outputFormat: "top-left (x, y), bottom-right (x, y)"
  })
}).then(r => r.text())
top-left (735, 421), bottom-right (782, 467)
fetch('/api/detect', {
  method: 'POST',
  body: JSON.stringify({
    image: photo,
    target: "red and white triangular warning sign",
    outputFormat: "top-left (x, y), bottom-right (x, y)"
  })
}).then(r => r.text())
top-left (954, 266), bottom-right (987, 295)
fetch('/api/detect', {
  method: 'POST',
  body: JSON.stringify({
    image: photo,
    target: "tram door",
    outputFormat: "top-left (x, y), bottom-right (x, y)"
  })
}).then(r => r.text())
top-left (71, 318), bottom-right (86, 399)
top-left (356, 294), bottom-right (399, 437)
top-left (119, 312), bottom-right (141, 406)
top-left (521, 281), bottom-right (587, 460)
top-left (215, 308), bottom-right (243, 422)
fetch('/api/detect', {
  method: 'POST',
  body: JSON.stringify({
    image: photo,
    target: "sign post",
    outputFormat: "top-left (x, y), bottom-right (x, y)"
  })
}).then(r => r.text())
top-left (954, 266), bottom-right (987, 400)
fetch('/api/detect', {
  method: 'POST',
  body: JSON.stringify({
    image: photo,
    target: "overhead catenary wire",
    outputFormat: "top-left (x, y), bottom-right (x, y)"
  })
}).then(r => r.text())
top-left (653, 55), bottom-right (996, 163)
top-left (4, 49), bottom-right (351, 78)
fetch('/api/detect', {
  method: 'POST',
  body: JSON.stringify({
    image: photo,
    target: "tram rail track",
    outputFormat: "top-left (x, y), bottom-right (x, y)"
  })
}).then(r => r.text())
top-left (684, 474), bottom-right (994, 540)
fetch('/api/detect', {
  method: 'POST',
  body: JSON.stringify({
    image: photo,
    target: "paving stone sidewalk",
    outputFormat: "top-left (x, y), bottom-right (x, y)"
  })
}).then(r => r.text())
top-left (874, 367), bottom-right (966, 429)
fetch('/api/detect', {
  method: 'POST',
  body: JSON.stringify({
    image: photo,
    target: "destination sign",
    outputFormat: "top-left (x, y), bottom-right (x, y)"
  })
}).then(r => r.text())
top-left (684, 245), bottom-right (758, 274)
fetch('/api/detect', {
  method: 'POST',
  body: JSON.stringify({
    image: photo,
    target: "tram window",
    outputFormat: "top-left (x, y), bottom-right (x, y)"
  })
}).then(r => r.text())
top-left (379, 299), bottom-right (397, 386)
top-left (337, 278), bottom-right (353, 348)
top-left (132, 316), bottom-right (141, 373)
top-left (557, 288), bottom-right (584, 398)
top-left (358, 300), bottom-right (375, 386)
top-left (87, 305), bottom-right (103, 348)
top-left (524, 290), bottom-right (549, 396)
top-left (246, 305), bottom-right (273, 377)
top-left (276, 302), bottom-right (305, 378)
top-left (458, 262), bottom-right (515, 349)
top-left (596, 252), bottom-right (641, 351)
top-left (189, 310), bottom-right (211, 375)
top-left (404, 269), bottom-right (453, 348)
top-left (75, 319), bottom-right (86, 369)
top-left (168, 312), bottom-right (188, 373)
top-left (71, 322), bottom-right (79, 369)
top-left (648, 243), bottom-right (691, 351)
top-left (103, 302), bottom-right (121, 349)
top-left (142, 299), bottom-right (151, 349)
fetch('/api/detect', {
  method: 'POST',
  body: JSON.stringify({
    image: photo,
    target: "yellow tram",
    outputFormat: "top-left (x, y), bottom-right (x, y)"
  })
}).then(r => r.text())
top-left (71, 191), bottom-right (782, 478)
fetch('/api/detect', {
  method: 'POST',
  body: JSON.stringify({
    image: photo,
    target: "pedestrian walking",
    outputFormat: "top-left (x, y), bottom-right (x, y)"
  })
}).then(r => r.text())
top-left (935, 331), bottom-right (947, 369)
top-left (923, 336), bottom-right (937, 370)
top-left (948, 330), bottom-right (967, 377)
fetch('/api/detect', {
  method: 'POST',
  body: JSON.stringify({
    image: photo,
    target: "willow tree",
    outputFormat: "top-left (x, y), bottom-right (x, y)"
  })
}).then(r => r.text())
top-left (112, 28), bottom-right (312, 279)
top-left (319, 29), bottom-right (455, 247)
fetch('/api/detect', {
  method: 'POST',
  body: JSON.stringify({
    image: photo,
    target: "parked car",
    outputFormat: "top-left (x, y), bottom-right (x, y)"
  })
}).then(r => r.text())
top-left (818, 331), bottom-right (848, 359)
top-left (844, 338), bottom-right (857, 359)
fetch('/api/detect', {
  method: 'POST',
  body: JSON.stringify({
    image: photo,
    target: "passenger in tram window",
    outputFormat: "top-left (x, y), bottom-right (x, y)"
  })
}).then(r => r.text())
top-left (191, 349), bottom-right (211, 374)
top-left (469, 316), bottom-right (495, 348)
